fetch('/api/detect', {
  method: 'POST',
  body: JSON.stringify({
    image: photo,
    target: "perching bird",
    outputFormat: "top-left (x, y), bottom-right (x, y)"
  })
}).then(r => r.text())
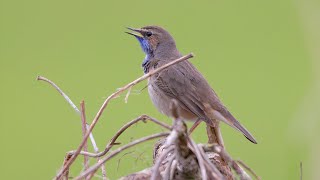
top-left (126, 25), bottom-right (257, 145)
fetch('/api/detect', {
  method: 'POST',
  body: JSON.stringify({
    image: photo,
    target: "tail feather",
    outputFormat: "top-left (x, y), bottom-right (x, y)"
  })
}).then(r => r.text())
top-left (230, 118), bottom-right (257, 144)
top-left (210, 109), bottom-right (257, 144)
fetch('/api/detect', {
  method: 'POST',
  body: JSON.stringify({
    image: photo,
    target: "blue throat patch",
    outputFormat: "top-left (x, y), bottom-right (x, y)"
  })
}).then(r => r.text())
top-left (135, 37), bottom-right (153, 73)
top-left (135, 37), bottom-right (152, 55)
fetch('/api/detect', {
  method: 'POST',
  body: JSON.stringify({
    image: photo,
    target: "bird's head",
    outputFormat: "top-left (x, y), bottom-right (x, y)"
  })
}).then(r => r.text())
top-left (126, 26), bottom-right (178, 58)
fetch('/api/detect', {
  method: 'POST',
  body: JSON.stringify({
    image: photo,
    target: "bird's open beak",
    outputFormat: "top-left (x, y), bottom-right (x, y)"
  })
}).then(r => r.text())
top-left (126, 27), bottom-right (144, 38)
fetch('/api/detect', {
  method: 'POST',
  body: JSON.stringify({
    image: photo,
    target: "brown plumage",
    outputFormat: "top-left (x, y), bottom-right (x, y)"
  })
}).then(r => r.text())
top-left (127, 25), bottom-right (257, 144)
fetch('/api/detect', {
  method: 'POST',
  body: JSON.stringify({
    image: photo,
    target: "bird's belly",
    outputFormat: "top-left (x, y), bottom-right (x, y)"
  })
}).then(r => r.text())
top-left (148, 82), bottom-right (197, 121)
top-left (148, 84), bottom-right (172, 117)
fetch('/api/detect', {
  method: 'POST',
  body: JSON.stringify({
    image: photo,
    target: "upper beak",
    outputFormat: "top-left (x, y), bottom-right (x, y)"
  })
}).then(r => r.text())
top-left (125, 27), bottom-right (144, 38)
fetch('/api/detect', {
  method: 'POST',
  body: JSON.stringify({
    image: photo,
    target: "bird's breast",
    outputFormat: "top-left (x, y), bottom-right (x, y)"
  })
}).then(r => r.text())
top-left (147, 80), bottom-right (172, 117)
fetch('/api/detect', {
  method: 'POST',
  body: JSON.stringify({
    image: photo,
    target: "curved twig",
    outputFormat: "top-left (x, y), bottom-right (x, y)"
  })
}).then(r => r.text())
top-left (68, 115), bottom-right (171, 158)
top-left (74, 132), bottom-right (169, 180)
top-left (37, 76), bottom-right (99, 153)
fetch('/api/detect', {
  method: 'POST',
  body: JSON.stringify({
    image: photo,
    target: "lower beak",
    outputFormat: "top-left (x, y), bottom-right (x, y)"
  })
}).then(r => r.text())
top-left (125, 27), bottom-right (144, 38)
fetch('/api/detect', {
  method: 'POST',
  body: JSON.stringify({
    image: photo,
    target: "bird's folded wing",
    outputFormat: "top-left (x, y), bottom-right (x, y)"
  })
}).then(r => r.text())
top-left (153, 61), bottom-right (214, 124)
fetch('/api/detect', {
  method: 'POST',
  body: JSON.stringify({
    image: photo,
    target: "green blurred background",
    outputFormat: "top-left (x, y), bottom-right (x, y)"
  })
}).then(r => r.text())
top-left (1, 0), bottom-right (319, 179)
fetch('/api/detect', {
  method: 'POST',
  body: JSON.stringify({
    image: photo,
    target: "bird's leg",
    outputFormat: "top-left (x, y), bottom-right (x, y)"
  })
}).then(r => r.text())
top-left (206, 122), bottom-right (225, 148)
top-left (188, 119), bottom-right (202, 135)
top-left (215, 123), bottom-right (225, 148)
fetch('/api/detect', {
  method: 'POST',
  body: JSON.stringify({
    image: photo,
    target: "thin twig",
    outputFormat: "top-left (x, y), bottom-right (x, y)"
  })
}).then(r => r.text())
top-left (37, 76), bottom-right (104, 179)
top-left (62, 154), bottom-right (72, 180)
top-left (80, 101), bottom-right (89, 178)
top-left (212, 145), bottom-right (251, 180)
top-left (237, 160), bottom-right (260, 180)
top-left (300, 161), bottom-right (302, 180)
top-left (82, 104), bottom-right (107, 180)
top-left (134, 151), bottom-right (147, 165)
top-left (150, 147), bottom-right (175, 180)
top-left (117, 151), bottom-right (135, 171)
top-left (187, 137), bottom-right (208, 180)
top-left (36, 76), bottom-right (99, 158)
top-left (125, 86), bottom-right (132, 103)
top-left (55, 53), bottom-right (193, 180)
top-left (100, 162), bottom-right (107, 180)
top-left (74, 132), bottom-right (170, 180)
top-left (170, 160), bottom-right (177, 180)
top-left (69, 115), bottom-right (171, 158)
top-left (37, 76), bottom-right (79, 113)
top-left (163, 155), bottom-right (175, 180)
top-left (198, 144), bottom-right (223, 179)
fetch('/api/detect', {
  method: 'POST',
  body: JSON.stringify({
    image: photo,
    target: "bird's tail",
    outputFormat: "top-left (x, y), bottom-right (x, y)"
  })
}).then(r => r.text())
top-left (227, 116), bottom-right (258, 144)
top-left (209, 109), bottom-right (258, 144)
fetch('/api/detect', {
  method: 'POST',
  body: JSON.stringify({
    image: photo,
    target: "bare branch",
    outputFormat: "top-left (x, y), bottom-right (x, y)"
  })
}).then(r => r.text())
top-left (74, 132), bottom-right (170, 180)
top-left (70, 115), bottom-right (171, 158)
top-left (80, 101), bottom-right (89, 178)
top-left (37, 76), bottom-right (79, 114)
top-left (81, 101), bottom-right (107, 180)
top-left (36, 76), bottom-right (99, 158)
top-left (61, 154), bottom-right (72, 180)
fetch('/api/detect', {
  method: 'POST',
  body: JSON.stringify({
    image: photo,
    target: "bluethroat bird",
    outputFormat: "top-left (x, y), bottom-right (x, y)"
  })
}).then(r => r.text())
top-left (126, 26), bottom-right (257, 145)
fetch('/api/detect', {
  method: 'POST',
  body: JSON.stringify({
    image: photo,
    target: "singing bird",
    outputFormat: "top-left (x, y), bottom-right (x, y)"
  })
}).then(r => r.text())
top-left (126, 26), bottom-right (257, 145)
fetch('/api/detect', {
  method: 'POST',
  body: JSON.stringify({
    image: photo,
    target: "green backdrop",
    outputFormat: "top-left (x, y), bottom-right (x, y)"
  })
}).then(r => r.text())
top-left (1, 0), bottom-right (319, 179)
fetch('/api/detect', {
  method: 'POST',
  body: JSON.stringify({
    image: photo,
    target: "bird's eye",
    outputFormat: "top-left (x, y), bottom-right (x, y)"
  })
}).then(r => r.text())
top-left (146, 31), bottom-right (152, 37)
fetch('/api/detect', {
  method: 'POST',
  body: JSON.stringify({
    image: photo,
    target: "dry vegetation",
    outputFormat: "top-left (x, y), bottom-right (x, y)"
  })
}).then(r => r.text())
top-left (38, 53), bottom-right (259, 180)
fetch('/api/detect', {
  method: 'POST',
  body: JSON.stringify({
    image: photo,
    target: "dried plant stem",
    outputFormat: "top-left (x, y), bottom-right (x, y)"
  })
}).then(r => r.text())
top-left (37, 76), bottom-right (105, 179)
top-left (36, 76), bottom-right (99, 154)
top-left (187, 137), bottom-right (208, 180)
top-left (125, 86), bottom-right (132, 103)
top-left (80, 101), bottom-right (89, 177)
top-left (212, 145), bottom-right (251, 180)
top-left (39, 52), bottom-right (258, 179)
top-left (198, 144), bottom-right (223, 179)
top-left (150, 147), bottom-right (175, 180)
top-left (237, 160), bottom-right (260, 180)
top-left (163, 155), bottom-right (175, 180)
top-left (37, 76), bottom-right (79, 113)
top-left (300, 162), bottom-right (302, 180)
top-left (69, 115), bottom-right (171, 158)
top-left (62, 154), bottom-right (72, 180)
top-left (74, 132), bottom-right (169, 180)
top-left (80, 102), bottom-right (107, 180)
